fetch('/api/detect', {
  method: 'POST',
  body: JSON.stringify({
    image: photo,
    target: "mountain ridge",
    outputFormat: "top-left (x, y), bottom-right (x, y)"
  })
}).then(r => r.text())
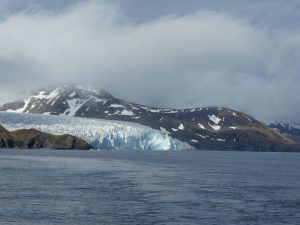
top-left (269, 122), bottom-right (300, 144)
top-left (0, 85), bottom-right (299, 151)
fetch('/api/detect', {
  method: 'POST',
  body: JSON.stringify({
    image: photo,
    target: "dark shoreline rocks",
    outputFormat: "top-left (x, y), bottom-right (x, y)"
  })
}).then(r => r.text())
top-left (0, 125), bottom-right (91, 150)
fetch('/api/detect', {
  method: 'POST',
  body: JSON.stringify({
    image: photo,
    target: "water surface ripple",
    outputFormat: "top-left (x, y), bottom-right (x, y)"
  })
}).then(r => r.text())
top-left (0, 150), bottom-right (299, 225)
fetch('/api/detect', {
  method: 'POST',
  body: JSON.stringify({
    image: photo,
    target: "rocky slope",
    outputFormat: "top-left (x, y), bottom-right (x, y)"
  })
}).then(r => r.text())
top-left (269, 122), bottom-right (300, 144)
top-left (0, 85), bottom-right (299, 151)
top-left (0, 125), bottom-right (91, 150)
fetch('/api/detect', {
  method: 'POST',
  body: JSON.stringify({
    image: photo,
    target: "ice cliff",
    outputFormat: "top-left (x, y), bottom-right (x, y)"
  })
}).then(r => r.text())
top-left (0, 112), bottom-right (193, 150)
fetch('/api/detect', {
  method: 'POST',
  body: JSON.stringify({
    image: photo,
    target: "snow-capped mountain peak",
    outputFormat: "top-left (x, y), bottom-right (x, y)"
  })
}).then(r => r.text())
top-left (1, 85), bottom-right (299, 151)
top-left (0, 85), bottom-right (113, 116)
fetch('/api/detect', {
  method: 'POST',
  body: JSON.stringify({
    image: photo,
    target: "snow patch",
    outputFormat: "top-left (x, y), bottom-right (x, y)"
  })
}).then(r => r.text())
top-left (107, 110), bottom-right (120, 116)
top-left (208, 122), bottom-right (221, 131)
top-left (217, 138), bottom-right (226, 142)
top-left (149, 108), bottom-right (161, 113)
top-left (139, 106), bottom-right (161, 113)
top-left (69, 92), bottom-right (76, 98)
top-left (139, 106), bottom-right (149, 110)
top-left (198, 123), bottom-right (205, 129)
top-left (178, 124), bottom-right (184, 130)
top-left (30, 104), bottom-right (36, 110)
top-left (208, 115), bottom-right (222, 125)
top-left (64, 96), bottom-right (98, 116)
top-left (46, 88), bottom-right (61, 100)
top-left (119, 110), bottom-right (135, 116)
top-left (196, 134), bottom-right (207, 139)
top-left (65, 99), bottom-right (82, 116)
top-left (164, 110), bottom-right (178, 114)
top-left (6, 97), bottom-right (31, 113)
top-left (110, 104), bottom-right (125, 108)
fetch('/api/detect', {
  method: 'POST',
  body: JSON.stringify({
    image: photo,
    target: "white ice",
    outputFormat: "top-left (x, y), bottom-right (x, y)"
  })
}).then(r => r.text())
top-left (208, 115), bottom-right (222, 125)
top-left (0, 112), bottom-right (193, 151)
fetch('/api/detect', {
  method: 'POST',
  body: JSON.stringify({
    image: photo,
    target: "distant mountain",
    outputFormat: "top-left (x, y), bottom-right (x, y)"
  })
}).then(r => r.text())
top-left (269, 122), bottom-right (300, 144)
top-left (0, 85), bottom-right (299, 151)
top-left (0, 125), bottom-right (90, 150)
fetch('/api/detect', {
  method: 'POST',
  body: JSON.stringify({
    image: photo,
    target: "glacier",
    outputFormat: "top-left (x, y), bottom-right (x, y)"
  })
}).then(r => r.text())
top-left (0, 112), bottom-right (193, 150)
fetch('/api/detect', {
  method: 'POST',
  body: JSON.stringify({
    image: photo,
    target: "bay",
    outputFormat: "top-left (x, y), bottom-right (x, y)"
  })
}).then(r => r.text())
top-left (0, 150), bottom-right (299, 225)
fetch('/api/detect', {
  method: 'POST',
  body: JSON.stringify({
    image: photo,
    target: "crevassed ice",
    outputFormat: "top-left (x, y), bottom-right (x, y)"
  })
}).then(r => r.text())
top-left (0, 112), bottom-right (193, 151)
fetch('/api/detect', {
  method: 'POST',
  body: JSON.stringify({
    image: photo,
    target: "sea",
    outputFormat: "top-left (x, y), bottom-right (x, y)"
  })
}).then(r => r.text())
top-left (0, 150), bottom-right (299, 225)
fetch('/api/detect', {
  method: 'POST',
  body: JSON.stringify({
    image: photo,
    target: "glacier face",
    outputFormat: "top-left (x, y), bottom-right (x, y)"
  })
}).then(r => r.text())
top-left (0, 112), bottom-right (193, 150)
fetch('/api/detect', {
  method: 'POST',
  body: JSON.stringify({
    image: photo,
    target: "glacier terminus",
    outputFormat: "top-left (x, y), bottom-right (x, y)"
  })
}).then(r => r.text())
top-left (0, 112), bottom-right (193, 150)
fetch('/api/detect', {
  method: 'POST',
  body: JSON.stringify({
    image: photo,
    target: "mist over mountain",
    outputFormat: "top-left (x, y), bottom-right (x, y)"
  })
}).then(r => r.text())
top-left (0, 0), bottom-right (299, 123)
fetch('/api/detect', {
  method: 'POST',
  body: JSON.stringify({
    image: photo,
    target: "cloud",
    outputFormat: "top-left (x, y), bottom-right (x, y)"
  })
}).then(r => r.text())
top-left (0, 0), bottom-right (299, 123)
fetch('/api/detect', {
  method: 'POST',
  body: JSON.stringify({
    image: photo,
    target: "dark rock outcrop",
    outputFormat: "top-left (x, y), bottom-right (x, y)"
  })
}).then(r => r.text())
top-left (0, 125), bottom-right (14, 148)
top-left (0, 126), bottom-right (91, 150)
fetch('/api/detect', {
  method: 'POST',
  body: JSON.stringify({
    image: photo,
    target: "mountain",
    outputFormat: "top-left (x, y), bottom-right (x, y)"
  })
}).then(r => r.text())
top-left (0, 112), bottom-right (192, 150)
top-left (0, 85), bottom-right (299, 151)
top-left (269, 122), bottom-right (300, 144)
top-left (0, 125), bottom-right (90, 149)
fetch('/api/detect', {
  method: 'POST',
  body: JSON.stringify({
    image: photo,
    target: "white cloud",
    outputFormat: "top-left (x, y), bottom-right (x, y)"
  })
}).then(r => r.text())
top-left (0, 0), bottom-right (299, 122)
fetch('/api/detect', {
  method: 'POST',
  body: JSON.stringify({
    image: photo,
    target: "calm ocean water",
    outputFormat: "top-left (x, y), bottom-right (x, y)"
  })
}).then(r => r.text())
top-left (0, 150), bottom-right (299, 225)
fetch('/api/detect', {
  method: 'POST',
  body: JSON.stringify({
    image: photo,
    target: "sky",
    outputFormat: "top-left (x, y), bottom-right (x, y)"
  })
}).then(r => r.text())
top-left (0, 0), bottom-right (299, 123)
